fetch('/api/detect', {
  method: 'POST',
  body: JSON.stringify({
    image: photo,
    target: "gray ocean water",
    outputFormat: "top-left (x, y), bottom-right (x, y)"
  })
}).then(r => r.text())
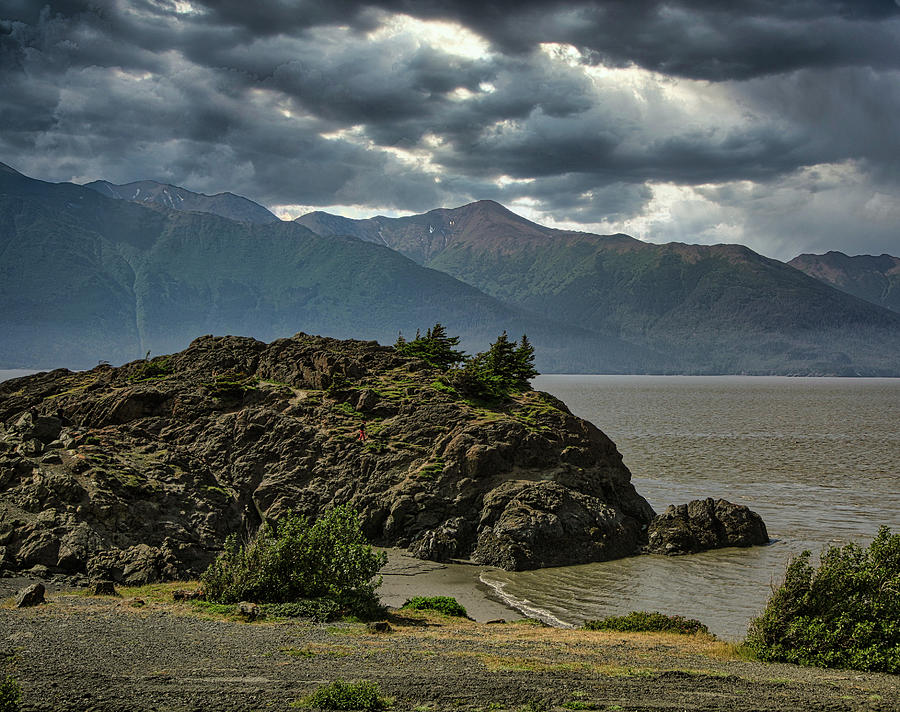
top-left (480, 375), bottom-right (900, 640)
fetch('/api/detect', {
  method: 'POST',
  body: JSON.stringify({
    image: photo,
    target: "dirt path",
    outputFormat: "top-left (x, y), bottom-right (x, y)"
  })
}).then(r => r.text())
top-left (1, 582), bottom-right (897, 712)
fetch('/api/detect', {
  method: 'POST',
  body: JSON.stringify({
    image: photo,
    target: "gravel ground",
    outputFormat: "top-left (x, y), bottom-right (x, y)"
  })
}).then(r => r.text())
top-left (1, 578), bottom-right (898, 712)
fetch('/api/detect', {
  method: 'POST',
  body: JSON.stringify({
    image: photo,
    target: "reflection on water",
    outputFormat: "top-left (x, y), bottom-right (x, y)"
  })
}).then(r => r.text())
top-left (480, 375), bottom-right (900, 640)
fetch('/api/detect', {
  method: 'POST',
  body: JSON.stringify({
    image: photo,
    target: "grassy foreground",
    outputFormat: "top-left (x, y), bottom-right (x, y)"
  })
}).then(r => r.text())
top-left (2, 581), bottom-right (897, 712)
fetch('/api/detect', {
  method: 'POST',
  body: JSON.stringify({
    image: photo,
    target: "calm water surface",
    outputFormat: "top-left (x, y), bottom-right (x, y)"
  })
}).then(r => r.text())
top-left (480, 375), bottom-right (900, 639)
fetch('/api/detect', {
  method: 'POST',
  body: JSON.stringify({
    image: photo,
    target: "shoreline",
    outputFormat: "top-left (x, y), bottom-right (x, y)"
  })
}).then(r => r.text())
top-left (377, 548), bottom-right (525, 623)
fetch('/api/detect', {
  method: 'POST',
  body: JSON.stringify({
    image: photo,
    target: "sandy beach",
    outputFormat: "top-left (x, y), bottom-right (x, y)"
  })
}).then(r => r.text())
top-left (376, 548), bottom-right (524, 623)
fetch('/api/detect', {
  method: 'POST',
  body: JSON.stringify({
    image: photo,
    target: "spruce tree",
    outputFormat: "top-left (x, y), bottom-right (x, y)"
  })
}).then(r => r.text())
top-left (427, 323), bottom-right (466, 369)
top-left (483, 331), bottom-right (519, 392)
top-left (514, 334), bottom-right (538, 390)
top-left (394, 323), bottom-right (465, 370)
top-left (406, 327), bottom-right (540, 398)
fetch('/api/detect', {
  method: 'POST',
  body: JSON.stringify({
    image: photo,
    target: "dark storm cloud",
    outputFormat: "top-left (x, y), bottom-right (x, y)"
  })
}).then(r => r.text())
top-left (183, 0), bottom-right (900, 80)
top-left (497, 177), bottom-right (654, 225)
top-left (15, 1), bottom-right (893, 81)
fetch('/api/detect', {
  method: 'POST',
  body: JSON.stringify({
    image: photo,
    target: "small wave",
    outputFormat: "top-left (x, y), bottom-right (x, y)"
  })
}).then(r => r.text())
top-left (479, 572), bottom-right (574, 628)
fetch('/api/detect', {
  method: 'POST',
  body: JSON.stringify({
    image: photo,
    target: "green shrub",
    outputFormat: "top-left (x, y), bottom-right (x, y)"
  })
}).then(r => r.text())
top-left (202, 369), bottom-right (258, 398)
top-left (129, 355), bottom-right (173, 382)
top-left (401, 596), bottom-right (468, 618)
top-left (745, 527), bottom-right (900, 673)
top-left (201, 506), bottom-right (387, 619)
top-left (0, 675), bottom-right (19, 712)
top-left (260, 599), bottom-right (342, 622)
top-left (298, 680), bottom-right (390, 711)
top-left (583, 611), bottom-right (709, 636)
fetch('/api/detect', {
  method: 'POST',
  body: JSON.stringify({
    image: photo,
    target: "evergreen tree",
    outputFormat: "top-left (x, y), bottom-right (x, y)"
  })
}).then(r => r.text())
top-left (484, 331), bottom-right (518, 386)
top-left (394, 322), bottom-right (466, 370)
top-left (450, 331), bottom-right (540, 399)
top-left (426, 323), bottom-right (466, 369)
top-left (514, 334), bottom-right (538, 390)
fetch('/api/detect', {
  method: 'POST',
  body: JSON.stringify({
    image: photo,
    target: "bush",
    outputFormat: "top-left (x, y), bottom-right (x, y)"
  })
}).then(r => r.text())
top-left (201, 506), bottom-right (387, 619)
top-left (583, 611), bottom-right (709, 636)
top-left (0, 675), bottom-right (19, 712)
top-left (745, 527), bottom-right (900, 673)
top-left (259, 599), bottom-right (342, 622)
top-left (129, 355), bottom-right (173, 382)
top-left (298, 680), bottom-right (390, 711)
top-left (401, 595), bottom-right (468, 618)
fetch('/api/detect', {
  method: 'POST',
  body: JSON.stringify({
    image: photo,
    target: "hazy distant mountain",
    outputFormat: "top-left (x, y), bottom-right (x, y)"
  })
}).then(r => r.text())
top-left (0, 164), bottom-right (635, 371)
top-left (299, 200), bottom-right (900, 376)
top-left (789, 251), bottom-right (900, 314)
top-left (85, 178), bottom-right (280, 224)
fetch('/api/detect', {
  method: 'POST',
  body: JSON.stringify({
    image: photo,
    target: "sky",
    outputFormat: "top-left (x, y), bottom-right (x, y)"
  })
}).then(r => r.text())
top-left (1, 0), bottom-right (899, 261)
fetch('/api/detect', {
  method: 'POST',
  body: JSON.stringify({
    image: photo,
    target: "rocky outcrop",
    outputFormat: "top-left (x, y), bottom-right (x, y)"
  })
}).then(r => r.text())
top-left (646, 498), bottom-right (769, 555)
top-left (0, 333), bottom-right (659, 581)
top-left (0, 334), bottom-right (771, 582)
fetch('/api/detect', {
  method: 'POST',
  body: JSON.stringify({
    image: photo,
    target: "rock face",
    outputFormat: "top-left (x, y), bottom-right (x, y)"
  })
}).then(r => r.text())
top-left (0, 333), bottom-right (659, 581)
top-left (646, 498), bottom-right (769, 555)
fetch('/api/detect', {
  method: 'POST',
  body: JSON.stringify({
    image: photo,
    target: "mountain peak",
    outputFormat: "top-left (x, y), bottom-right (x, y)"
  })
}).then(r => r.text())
top-left (441, 199), bottom-right (540, 223)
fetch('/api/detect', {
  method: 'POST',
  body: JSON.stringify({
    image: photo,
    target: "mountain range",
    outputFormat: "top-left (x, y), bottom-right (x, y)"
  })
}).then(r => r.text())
top-left (2, 161), bottom-right (899, 375)
top-left (0, 163), bottom-right (625, 372)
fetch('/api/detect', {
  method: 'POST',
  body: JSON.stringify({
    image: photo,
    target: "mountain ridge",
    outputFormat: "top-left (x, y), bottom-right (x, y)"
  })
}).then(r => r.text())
top-left (85, 178), bottom-right (280, 224)
top-left (789, 251), bottom-right (900, 314)
top-left (3, 163), bottom-right (899, 375)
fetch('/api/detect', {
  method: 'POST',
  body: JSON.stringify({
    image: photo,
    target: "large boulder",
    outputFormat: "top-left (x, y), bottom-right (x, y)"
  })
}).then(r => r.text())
top-left (471, 481), bottom-right (646, 570)
top-left (15, 582), bottom-right (45, 607)
top-left (646, 498), bottom-right (769, 555)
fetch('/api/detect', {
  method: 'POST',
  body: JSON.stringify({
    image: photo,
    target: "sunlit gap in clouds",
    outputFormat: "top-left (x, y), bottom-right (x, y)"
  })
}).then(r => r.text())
top-left (366, 13), bottom-right (492, 60)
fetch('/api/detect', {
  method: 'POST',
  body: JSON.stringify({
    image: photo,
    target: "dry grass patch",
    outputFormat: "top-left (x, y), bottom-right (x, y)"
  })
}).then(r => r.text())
top-left (397, 617), bottom-right (737, 657)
